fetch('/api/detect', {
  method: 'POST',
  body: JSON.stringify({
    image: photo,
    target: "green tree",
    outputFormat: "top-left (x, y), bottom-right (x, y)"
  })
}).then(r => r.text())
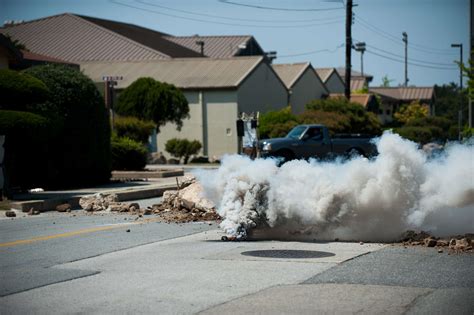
top-left (116, 77), bottom-right (189, 132)
top-left (381, 75), bottom-right (394, 87)
top-left (394, 100), bottom-right (429, 124)
top-left (433, 83), bottom-right (467, 123)
top-left (25, 64), bottom-right (111, 188)
top-left (165, 138), bottom-right (202, 164)
top-left (3, 34), bottom-right (28, 51)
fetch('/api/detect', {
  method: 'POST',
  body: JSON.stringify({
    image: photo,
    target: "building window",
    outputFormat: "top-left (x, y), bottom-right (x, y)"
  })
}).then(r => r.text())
top-left (226, 128), bottom-right (232, 136)
top-left (386, 109), bottom-right (391, 115)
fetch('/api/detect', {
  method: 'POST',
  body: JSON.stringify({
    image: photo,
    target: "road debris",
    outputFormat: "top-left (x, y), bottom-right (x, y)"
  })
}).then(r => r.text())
top-left (27, 208), bottom-right (40, 215)
top-left (150, 176), bottom-right (220, 223)
top-left (79, 193), bottom-right (118, 211)
top-left (74, 176), bottom-right (220, 224)
top-left (400, 230), bottom-right (473, 253)
top-left (5, 210), bottom-right (16, 217)
top-left (56, 203), bottom-right (71, 212)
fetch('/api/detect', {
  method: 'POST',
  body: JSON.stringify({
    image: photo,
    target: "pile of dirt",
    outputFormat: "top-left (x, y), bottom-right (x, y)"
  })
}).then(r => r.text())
top-left (400, 230), bottom-right (473, 253)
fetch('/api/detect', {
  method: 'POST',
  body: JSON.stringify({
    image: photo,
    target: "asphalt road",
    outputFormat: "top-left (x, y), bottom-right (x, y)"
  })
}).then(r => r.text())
top-left (1, 200), bottom-right (473, 314)
top-left (0, 197), bottom-right (216, 297)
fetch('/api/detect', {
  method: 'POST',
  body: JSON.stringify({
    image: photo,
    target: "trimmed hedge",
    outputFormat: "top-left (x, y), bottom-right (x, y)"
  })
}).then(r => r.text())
top-left (165, 138), bottom-right (202, 164)
top-left (0, 69), bottom-right (49, 111)
top-left (111, 135), bottom-right (148, 170)
top-left (114, 116), bottom-right (155, 144)
top-left (0, 110), bottom-right (50, 192)
top-left (24, 64), bottom-right (111, 188)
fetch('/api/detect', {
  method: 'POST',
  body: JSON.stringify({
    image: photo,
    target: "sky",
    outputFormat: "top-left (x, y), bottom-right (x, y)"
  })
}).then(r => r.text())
top-left (0, 0), bottom-right (469, 87)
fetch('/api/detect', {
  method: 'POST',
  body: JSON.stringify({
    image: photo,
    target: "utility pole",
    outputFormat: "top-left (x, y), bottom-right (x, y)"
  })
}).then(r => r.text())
top-left (470, 0), bottom-right (473, 128)
top-left (403, 32), bottom-right (408, 86)
top-left (345, 0), bottom-right (353, 99)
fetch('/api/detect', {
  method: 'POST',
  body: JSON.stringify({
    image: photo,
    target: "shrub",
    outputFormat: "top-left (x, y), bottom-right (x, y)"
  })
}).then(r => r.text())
top-left (0, 69), bottom-right (49, 111)
top-left (165, 138), bottom-right (202, 164)
top-left (306, 98), bottom-right (381, 135)
top-left (24, 64), bottom-right (111, 188)
top-left (114, 116), bottom-right (155, 144)
top-left (259, 107), bottom-right (298, 139)
top-left (0, 110), bottom-right (49, 194)
top-left (394, 101), bottom-right (429, 124)
top-left (406, 116), bottom-right (456, 141)
top-left (111, 135), bottom-right (148, 170)
top-left (116, 77), bottom-right (189, 132)
top-left (393, 126), bottom-right (433, 144)
top-left (298, 110), bottom-right (351, 135)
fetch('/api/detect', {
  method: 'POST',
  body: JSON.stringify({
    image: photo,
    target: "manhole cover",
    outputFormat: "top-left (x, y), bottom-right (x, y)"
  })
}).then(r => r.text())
top-left (240, 249), bottom-right (335, 259)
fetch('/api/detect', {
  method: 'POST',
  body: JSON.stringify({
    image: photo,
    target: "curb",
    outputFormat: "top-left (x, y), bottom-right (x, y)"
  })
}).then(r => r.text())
top-left (10, 184), bottom-right (176, 212)
top-left (111, 169), bottom-right (184, 180)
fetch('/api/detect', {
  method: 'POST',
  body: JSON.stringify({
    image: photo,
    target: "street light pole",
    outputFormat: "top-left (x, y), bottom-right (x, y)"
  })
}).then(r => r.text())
top-left (354, 42), bottom-right (366, 77)
top-left (403, 32), bottom-right (408, 86)
top-left (451, 43), bottom-right (463, 140)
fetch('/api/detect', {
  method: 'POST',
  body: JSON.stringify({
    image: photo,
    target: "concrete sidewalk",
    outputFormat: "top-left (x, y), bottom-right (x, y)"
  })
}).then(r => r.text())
top-left (0, 229), bottom-right (386, 314)
top-left (10, 168), bottom-right (188, 212)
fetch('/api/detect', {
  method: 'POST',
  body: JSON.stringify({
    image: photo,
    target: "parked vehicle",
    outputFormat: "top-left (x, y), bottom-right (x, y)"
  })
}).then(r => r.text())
top-left (259, 124), bottom-right (377, 161)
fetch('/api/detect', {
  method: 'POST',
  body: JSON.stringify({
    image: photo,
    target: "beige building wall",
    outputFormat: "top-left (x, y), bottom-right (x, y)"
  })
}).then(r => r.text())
top-left (237, 62), bottom-right (288, 113)
top-left (378, 102), bottom-right (394, 124)
top-left (289, 68), bottom-right (328, 115)
top-left (156, 91), bottom-right (203, 158)
top-left (204, 91), bottom-right (239, 159)
top-left (157, 90), bottom-right (239, 159)
top-left (325, 73), bottom-right (345, 94)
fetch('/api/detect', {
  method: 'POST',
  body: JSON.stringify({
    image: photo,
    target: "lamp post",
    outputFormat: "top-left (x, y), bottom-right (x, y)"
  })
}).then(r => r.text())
top-left (451, 44), bottom-right (463, 89)
top-left (402, 32), bottom-right (408, 86)
top-left (451, 43), bottom-right (463, 140)
top-left (354, 42), bottom-right (366, 76)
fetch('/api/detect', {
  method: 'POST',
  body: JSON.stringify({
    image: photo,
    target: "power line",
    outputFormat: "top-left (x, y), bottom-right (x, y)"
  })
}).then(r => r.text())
top-left (136, 0), bottom-right (345, 24)
top-left (365, 50), bottom-right (458, 70)
top-left (217, 0), bottom-right (344, 12)
top-left (279, 43), bottom-right (344, 58)
top-left (109, 0), bottom-right (344, 28)
top-left (354, 15), bottom-right (457, 56)
top-left (352, 39), bottom-right (457, 67)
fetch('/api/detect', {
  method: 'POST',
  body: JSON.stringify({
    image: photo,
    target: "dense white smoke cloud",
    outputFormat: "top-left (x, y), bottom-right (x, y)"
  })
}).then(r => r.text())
top-left (196, 132), bottom-right (474, 241)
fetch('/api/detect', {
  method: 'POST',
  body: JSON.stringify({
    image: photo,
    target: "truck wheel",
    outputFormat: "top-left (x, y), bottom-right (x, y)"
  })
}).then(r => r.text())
top-left (346, 148), bottom-right (365, 159)
top-left (274, 150), bottom-right (294, 165)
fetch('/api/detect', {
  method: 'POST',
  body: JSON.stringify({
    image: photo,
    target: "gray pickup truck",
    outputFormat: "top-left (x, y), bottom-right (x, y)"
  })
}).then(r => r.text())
top-left (259, 124), bottom-right (377, 161)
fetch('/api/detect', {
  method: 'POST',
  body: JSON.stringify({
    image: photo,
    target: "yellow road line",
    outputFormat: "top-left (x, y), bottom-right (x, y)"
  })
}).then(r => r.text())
top-left (0, 217), bottom-right (162, 248)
